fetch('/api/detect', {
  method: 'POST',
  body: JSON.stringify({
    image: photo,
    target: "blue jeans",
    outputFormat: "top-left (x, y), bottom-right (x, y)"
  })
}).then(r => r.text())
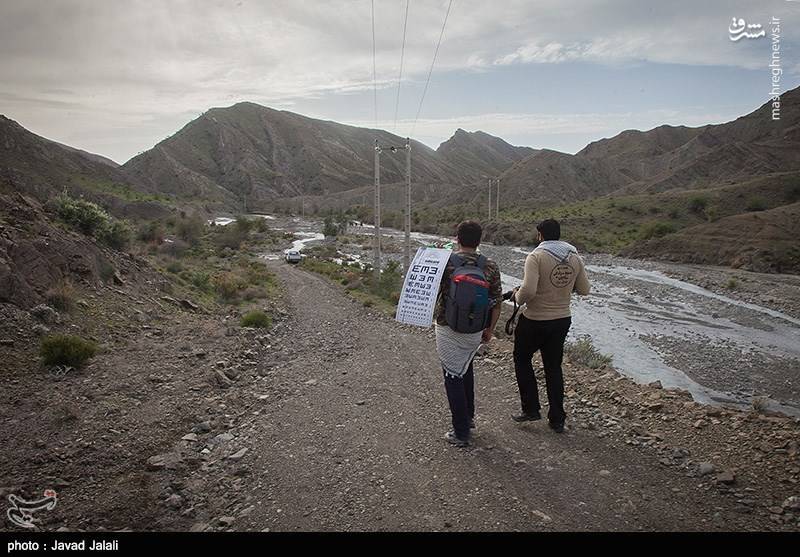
top-left (443, 361), bottom-right (475, 440)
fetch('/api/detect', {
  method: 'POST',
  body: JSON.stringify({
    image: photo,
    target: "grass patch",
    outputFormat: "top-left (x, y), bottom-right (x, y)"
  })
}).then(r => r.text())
top-left (241, 310), bottom-right (272, 329)
top-left (40, 335), bottom-right (97, 368)
top-left (565, 336), bottom-right (612, 369)
top-left (45, 280), bottom-right (76, 312)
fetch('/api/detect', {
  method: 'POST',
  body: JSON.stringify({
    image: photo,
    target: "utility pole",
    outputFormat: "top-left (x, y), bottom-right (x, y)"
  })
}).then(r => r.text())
top-left (496, 177), bottom-right (500, 218)
top-left (404, 138), bottom-right (411, 274)
top-left (488, 178), bottom-right (492, 221)
top-left (374, 139), bottom-right (382, 275)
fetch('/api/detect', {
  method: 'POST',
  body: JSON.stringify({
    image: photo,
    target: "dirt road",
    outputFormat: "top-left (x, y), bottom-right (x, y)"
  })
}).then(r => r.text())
top-left (171, 261), bottom-right (791, 531)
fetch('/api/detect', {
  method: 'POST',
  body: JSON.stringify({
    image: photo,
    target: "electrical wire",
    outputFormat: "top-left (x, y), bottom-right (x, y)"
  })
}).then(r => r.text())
top-left (393, 0), bottom-right (410, 133)
top-left (410, 0), bottom-right (453, 138)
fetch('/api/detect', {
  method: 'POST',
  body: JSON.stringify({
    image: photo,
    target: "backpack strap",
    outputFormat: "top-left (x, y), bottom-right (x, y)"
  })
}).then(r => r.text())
top-left (475, 254), bottom-right (487, 269)
top-left (449, 253), bottom-right (464, 267)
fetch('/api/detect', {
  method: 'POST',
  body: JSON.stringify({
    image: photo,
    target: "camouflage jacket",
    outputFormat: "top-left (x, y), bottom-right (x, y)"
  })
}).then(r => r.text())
top-left (434, 250), bottom-right (503, 327)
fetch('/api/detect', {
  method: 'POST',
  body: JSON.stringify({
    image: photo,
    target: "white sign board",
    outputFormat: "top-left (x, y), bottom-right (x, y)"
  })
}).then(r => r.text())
top-left (395, 247), bottom-right (452, 327)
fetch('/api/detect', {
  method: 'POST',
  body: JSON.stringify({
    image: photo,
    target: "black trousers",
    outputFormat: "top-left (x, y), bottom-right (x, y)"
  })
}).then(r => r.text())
top-left (513, 315), bottom-right (572, 425)
top-left (442, 361), bottom-right (474, 440)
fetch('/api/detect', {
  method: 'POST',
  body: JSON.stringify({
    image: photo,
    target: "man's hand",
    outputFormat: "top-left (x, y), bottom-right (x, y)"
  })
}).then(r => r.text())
top-left (481, 328), bottom-right (493, 344)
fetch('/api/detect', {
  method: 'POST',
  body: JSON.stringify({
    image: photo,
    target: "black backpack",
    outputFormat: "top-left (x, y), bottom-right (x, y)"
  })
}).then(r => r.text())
top-left (444, 254), bottom-right (491, 333)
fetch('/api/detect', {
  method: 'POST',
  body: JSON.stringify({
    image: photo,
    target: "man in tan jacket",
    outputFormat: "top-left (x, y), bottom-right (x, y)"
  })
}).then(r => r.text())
top-left (511, 219), bottom-right (590, 433)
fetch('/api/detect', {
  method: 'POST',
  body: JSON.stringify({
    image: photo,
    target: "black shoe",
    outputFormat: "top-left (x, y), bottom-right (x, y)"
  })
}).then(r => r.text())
top-left (511, 412), bottom-right (542, 423)
top-left (445, 431), bottom-right (470, 447)
top-left (549, 422), bottom-right (565, 433)
top-left (469, 418), bottom-right (476, 429)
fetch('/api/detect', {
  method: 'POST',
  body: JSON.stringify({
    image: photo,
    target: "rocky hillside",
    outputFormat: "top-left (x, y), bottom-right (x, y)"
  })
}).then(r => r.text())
top-left (622, 202), bottom-right (800, 274)
top-left (0, 115), bottom-right (169, 220)
top-left (122, 103), bottom-right (496, 212)
top-left (499, 86), bottom-right (800, 207)
top-left (436, 128), bottom-right (534, 177)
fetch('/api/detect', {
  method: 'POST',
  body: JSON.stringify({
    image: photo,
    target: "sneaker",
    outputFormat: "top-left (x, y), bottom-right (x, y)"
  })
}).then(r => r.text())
top-left (549, 422), bottom-right (565, 433)
top-left (445, 431), bottom-right (470, 447)
top-left (511, 412), bottom-right (542, 423)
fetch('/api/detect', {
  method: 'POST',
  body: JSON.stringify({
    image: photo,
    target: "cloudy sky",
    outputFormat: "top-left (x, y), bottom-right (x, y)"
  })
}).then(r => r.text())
top-left (1, 0), bottom-right (799, 164)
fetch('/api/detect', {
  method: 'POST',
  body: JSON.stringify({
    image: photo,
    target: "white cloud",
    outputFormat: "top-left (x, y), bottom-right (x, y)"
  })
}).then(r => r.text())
top-left (0, 0), bottom-right (796, 161)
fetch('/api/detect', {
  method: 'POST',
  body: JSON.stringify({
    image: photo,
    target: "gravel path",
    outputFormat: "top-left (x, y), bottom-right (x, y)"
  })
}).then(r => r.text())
top-left (174, 261), bottom-right (791, 531)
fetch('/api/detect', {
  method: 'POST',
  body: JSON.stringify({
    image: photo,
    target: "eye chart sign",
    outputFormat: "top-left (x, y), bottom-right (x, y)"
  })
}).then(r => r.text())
top-left (395, 247), bottom-right (452, 327)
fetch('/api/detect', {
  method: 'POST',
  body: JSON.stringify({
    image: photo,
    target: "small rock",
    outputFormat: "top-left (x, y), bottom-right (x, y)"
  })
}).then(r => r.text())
top-left (693, 419), bottom-right (707, 429)
top-left (783, 496), bottom-right (800, 511)
top-left (218, 516), bottom-right (236, 527)
top-left (165, 494), bottom-right (183, 509)
top-left (598, 470), bottom-right (611, 477)
top-left (213, 433), bottom-right (235, 444)
top-left (228, 448), bottom-right (248, 461)
top-left (647, 381), bottom-right (663, 390)
top-left (189, 523), bottom-right (209, 532)
top-left (647, 403), bottom-right (663, 412)
top-left (0, 339), bottom-right (13, 346)
top-left (31, 304), bottom-right (59, 324)
top-left (181, 433), bottom-right (199, 442)
top-left (304, 379), bottom-right (318, 386)
top-left (193, 422), bottom-right (212, 434)
top-left (716, 471), bottom-right (736, 485)
top-left (698, 462), bottom-right (715, 476)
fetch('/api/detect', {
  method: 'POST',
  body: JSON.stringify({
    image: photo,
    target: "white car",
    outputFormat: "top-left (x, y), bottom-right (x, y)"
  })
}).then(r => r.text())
top-left (285, 250), bottom-right (302, 264)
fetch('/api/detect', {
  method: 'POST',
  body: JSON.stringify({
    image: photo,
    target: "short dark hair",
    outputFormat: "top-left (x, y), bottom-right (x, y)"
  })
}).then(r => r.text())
top-left (456, 220), bottom-right (482, 248)
top-left (536, 219), bottom-right (560, 241)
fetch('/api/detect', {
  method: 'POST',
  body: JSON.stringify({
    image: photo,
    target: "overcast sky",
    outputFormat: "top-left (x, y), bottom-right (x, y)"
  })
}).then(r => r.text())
top-left (1, 0), bottom-right (799, 164)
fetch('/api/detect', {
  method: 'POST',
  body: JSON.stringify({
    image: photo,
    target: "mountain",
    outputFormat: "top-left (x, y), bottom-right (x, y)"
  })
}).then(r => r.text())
top-left (122, 103), bottom-right (496, 211)
top-left (436, 128), bottom-right (535, 177)
top-left (499, 85), bottom-right (800, 207)
top-left (0, 115), bottom-right (168, 219)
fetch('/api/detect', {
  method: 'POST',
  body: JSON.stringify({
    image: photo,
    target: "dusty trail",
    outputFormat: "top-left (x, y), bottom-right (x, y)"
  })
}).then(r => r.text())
top-left (189, 261), bottom-right (780, 531)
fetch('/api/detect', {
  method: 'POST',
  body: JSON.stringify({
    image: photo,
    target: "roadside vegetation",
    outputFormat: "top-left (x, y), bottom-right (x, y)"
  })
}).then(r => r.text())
top-left (565, 336), bottom-right (613, 369)
top-left (52, 191), bottom-right (132, 250)
top-left (40, 334), bottom-right (98, 368)
top-left (301, 242), bottom-right (403, 314)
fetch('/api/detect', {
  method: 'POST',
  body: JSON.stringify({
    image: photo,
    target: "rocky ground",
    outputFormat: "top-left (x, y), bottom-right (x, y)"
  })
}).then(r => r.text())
top-left (586, 254), bottom-right (800, 321)
top-left (3, 243), bottom-right (798, 532)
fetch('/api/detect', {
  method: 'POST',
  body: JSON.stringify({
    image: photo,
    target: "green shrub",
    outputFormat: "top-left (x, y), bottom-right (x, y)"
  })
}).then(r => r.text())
top-left (54, 193), bottom-right (130, 249)
top-left (565, 337), bottom-right (612, 369)
top-left (213, 272), bottom-right (246, 302)
top-left (166, 261), bottom-right (183, 274)
top-left (176, 214), bottom-right (206, 246)
top-left (745, 197), bottom-right (767, 212)
top-left (54, 193), bottom-right (109, 235)
top-left (725, 277), bottom-right (739, 289)
top-left (40, 335), bottom-right (97, 368)
top-left (687, 196), bottom-right (708, 215)
top-left (640, 221), bottom-right (677, 240)
top-left (241, 310), bottom-right (272, 329)
top-left (137, 221), bottom-right (165, 244)
top-left (97, 220), bottom-right (131, 250)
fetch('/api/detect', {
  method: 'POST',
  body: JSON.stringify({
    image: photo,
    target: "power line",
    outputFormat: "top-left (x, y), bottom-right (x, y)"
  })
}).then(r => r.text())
top-left (393, 0), bottom-right (410, 132)
top-left (371, 0), bottom-right (378, 130)
top-left (411, 0), bottom-right (453, 138)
